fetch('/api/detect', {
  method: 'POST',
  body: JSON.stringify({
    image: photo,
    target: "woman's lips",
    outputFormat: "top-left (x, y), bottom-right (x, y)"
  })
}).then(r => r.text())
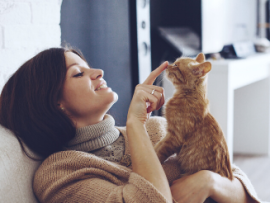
top-left (95, 82), bottom-right (108, 91)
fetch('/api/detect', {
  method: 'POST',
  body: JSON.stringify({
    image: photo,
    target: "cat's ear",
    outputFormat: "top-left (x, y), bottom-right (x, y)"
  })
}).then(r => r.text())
top-left (195, 53), bottom-right (205, 63)
top-left (192, 62), bottom-right (211, 77)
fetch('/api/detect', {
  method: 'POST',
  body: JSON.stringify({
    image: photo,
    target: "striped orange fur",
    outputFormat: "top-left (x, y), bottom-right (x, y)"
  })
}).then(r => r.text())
top-left (155, 53), bottom-right (233, 183)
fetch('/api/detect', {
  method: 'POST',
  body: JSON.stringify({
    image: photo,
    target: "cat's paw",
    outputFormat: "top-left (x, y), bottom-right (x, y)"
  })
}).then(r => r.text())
top-left (156, 152), bottom-right (167, 164)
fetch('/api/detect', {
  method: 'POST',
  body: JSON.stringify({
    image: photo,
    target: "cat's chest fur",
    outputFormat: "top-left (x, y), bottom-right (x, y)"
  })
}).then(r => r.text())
top-left (165, 92), bottom-right (209, 137)
top-left (161, 92), bottom-right (231, 178)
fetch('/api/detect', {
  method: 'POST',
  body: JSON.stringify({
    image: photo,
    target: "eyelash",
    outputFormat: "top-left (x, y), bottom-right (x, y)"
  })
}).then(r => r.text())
top-left (74, 72), bottom-right (84, 77)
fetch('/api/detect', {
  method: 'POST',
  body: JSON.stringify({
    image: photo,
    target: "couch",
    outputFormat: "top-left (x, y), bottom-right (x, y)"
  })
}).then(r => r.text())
top-left (0, 125), bottom-right (40, 203)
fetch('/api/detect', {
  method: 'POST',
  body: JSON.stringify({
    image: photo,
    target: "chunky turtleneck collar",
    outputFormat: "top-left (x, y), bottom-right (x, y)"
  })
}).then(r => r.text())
top-left (66, 114), bottom-right (120, 152)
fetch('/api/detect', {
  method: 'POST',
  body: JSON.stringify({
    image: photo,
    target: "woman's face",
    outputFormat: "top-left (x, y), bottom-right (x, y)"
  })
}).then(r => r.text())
top-left (59, 51), bottom-right (118, 127)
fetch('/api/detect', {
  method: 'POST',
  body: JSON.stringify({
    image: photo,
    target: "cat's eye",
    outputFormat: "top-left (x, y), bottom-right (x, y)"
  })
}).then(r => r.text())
top-left (73, 72), bottom-right (84, 77)
top-left (173, 64), bottom-right (177, 67)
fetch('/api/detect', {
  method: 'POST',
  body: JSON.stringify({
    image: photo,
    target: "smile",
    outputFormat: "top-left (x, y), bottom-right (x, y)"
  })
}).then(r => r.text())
top-left (95, 83), bottom-right (108, 91)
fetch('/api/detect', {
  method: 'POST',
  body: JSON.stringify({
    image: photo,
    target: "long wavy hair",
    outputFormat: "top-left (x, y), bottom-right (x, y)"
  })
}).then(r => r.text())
top-left (0, 47), bottom-right (86, 159)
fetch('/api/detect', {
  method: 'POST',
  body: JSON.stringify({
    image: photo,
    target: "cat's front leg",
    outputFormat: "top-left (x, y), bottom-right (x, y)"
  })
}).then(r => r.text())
top-left (154, 134), bottom-right (180, 163)
top-left (154, 140), bottom-right (167, 163)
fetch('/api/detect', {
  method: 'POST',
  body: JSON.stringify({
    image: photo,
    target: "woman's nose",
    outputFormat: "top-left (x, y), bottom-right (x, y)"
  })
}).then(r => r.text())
top-left (90, 69), bottom-right (104, 80)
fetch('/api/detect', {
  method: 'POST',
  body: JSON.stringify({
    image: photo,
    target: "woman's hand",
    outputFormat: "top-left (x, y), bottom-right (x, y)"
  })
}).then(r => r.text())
top-left (171, 170), bottom-right (256, 203)
top-left (127, 61), bottom-right (168, 124)
top-left (170, 170), bottom-right (213, 203)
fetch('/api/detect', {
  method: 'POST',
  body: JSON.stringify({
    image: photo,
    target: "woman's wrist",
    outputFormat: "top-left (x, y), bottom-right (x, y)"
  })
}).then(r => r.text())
top-left (207, 171), bottom-right (221, 199)
top-left (126, 115), bottom-right (146, 129)
top-left (196, 170), bottom-right (217, 198)
top-left (126, 116), bottom-right (140, 126)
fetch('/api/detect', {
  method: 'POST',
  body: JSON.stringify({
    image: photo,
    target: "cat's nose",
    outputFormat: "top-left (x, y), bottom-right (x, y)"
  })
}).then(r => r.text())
top-left (168, 64), bottom-right (177, 68)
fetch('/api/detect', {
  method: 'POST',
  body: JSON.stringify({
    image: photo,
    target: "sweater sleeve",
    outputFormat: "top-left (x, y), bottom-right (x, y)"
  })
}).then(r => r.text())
top-left (145, 116), bottom-right (167, 146)
top-left (33, 151), bottom-right (171, 203)
top-left (231, 164), bottom-right (261, 203)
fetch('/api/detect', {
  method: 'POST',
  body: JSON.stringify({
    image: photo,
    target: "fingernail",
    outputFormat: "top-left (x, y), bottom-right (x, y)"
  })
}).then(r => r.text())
top-left (164, 61), bottom-right (168, 68)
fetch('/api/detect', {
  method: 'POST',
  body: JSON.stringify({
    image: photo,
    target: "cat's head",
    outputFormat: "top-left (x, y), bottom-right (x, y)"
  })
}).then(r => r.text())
top-left (166, 53), bottom-right (211, 88)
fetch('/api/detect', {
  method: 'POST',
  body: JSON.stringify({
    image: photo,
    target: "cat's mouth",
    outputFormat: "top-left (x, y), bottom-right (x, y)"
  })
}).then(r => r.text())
top-left (167, 71), bottom-right (175, 79)
top-left (166, 69), bottom-right (174, 79)
top-left (167, 72), bottom-right (178, 82)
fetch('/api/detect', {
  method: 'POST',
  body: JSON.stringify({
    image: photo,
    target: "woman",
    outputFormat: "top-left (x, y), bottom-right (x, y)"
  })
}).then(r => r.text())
top-left (0, 47), bottom-right (260, 203)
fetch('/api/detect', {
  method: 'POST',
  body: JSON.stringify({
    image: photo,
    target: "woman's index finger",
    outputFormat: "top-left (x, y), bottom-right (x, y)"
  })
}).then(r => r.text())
top-left (142, 61), bottom-right (168, 85)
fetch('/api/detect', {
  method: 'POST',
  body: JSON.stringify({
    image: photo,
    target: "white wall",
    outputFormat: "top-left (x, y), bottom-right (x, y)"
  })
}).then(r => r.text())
top-left (202, 0), bottom-right (257, 53)
top-left (226, 0), bottom-right (257, 43)
top-left (0, 0), bottom-right (62, 92)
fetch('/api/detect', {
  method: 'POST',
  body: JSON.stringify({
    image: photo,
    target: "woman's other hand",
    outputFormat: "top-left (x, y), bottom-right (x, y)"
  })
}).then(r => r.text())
top-left (170, 170), bottom-right (213, 203)
top-left (171, 170), bottom-right (255, 203)
top-left (127, 61), bottom-right (168, 124)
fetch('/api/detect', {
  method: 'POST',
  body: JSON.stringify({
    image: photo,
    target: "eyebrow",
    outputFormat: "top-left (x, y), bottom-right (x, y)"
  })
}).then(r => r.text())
top-left (67, 63), bottom-right (79, 70)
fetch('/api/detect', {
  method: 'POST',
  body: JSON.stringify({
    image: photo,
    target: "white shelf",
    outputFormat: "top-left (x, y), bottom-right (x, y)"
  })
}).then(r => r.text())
top-left (208, 53), bottom-right (270, 161)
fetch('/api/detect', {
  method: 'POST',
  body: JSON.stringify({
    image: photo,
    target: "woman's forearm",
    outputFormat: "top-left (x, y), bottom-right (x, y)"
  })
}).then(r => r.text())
top-left (126, 119), bottom-right (172, 202)
top-left (210, 172), bottom-right (256, 203)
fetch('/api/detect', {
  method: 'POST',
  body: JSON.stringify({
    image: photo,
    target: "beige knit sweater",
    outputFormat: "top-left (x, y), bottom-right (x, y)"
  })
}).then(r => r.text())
top-left (33, 116), bottom-right (261, 203)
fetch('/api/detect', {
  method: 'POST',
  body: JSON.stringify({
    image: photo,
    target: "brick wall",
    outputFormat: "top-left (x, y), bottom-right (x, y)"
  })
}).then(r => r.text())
top-left (0, 0), bottom-right (62, 91)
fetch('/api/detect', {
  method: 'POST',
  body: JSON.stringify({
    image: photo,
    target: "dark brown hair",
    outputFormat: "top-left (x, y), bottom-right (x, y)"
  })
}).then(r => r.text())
top-left (0, 47), bottom-right (86, 159)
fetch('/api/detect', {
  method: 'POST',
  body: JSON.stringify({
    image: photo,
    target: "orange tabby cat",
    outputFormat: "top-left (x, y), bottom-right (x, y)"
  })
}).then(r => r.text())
top-left (155, 53), bottom-right (233, 184)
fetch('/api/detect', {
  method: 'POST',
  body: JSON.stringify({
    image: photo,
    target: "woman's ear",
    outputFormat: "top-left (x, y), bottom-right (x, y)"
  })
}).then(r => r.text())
top-left (57, 103), bottom-right (65, 110)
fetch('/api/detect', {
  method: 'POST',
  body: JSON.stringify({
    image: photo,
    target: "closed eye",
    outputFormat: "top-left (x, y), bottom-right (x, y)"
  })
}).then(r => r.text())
top-left (73, 72), bottom-right (84, 77)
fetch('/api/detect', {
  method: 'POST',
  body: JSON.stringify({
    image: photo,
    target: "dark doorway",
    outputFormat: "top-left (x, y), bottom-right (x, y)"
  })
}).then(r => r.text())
top-left (61, 0), bottom-right (134, 126)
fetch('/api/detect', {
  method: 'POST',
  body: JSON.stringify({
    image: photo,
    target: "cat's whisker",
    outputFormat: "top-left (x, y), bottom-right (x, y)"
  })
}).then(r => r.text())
top-left (155, 77), bottom-right (164, 87)
top-left (155, 72), bottom-right (165, 87)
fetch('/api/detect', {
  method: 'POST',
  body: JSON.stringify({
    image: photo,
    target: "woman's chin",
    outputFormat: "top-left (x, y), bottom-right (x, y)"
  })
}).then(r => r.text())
top-left (112, 92), bottom-right (118, 103)
top-left (105, 91), bottom-right (118, 106)
top-left (105, 93), bottom-right (118, 114)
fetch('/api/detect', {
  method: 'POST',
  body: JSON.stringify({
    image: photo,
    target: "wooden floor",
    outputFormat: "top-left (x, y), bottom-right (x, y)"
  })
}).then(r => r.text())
top-left (233, 154), bottom-right (270, 202)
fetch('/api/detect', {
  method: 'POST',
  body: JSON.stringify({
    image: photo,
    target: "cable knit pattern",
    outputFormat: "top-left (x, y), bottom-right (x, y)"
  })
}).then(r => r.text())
top-left (91, 135), bottom-right (125, 163)
top-left (66, 114), bottom-right (127, 164)
top-left (66, 114), bottom-right (120, 151)
top-left (33, 116), bottom-right (261, 203)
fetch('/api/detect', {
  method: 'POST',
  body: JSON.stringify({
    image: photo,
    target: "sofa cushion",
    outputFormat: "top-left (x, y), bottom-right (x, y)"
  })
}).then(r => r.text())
top-left (0, 125), bottom-right (41, 203)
